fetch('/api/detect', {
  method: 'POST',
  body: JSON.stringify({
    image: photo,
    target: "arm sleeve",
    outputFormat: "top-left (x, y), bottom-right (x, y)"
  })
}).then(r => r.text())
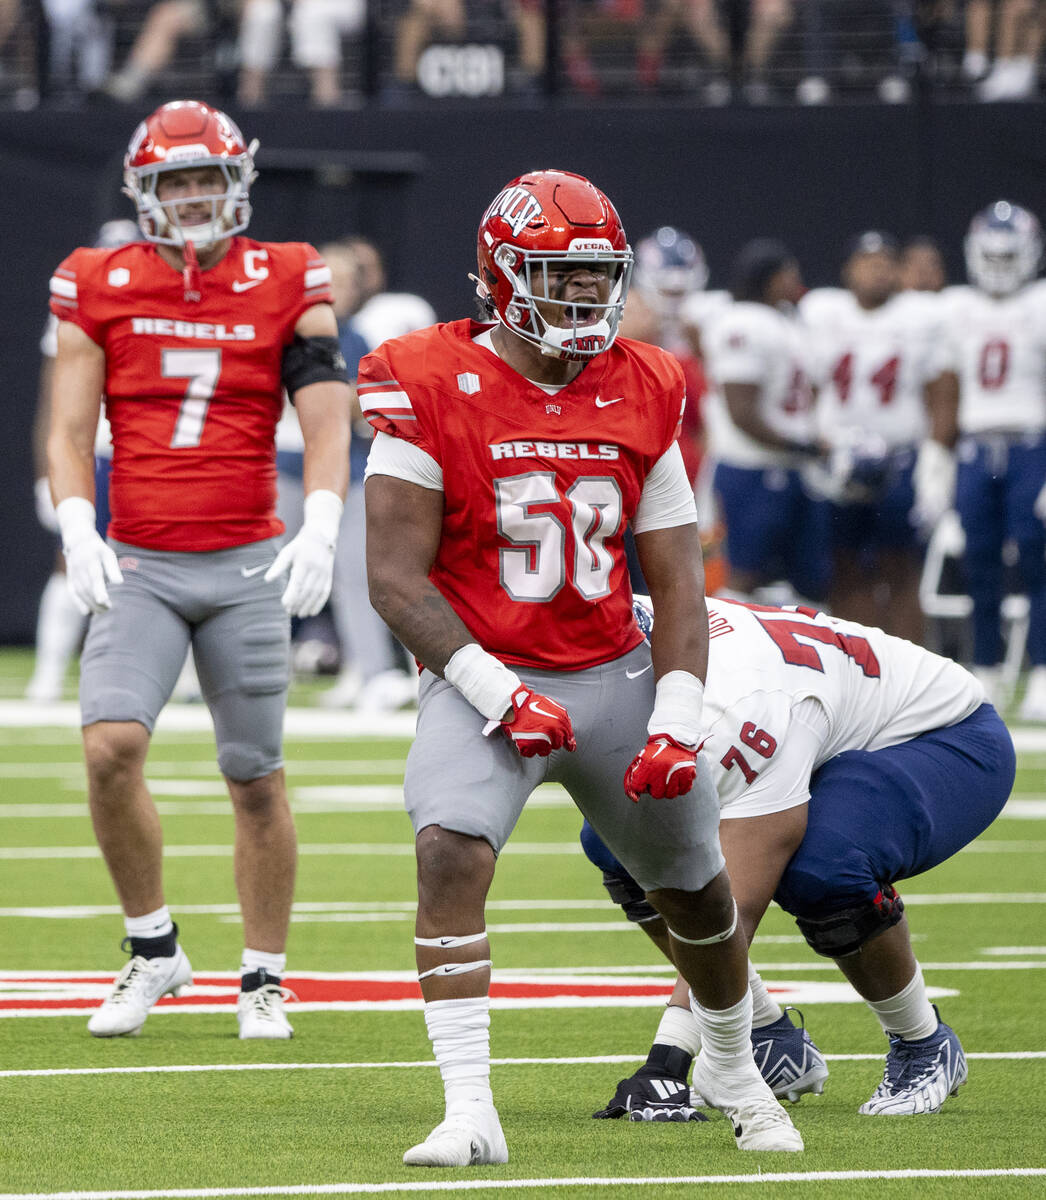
top-left (718, 696), bottom-right (830, 819)
top-left (364, 430), bottom-right (444, 490)
top-left (632, 442), bottom-right (698, 533)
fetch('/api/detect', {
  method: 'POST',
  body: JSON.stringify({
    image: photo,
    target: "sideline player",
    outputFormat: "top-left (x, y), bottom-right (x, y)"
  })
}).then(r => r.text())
top-left (585, 595), bottom-right (1013, 1119)
top-left (46, 100), bottom-right (351, 1039)
top-left (362, 170), bottom-right (804, 1165)
top-left (934, 201), bottom-right (1046, 719)
top-left (799, 231), bottom-right (952, 644)
top-left (702, 239), bottom-right (830, 605)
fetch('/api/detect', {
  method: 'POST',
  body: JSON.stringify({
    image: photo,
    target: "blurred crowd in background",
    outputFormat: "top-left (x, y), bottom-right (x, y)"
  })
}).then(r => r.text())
top-left (5, 0), bottom-right (1046, 110)
top-left (25, 196), bottom-right (1046, 723)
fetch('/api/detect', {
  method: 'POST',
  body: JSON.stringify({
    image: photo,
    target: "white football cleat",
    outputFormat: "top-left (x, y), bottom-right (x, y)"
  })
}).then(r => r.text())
top-left (87, 946), bottom-right (192, 1037)
top-left (403, 1107), bottom-right (508, 1167)
top-left (237, 983), bottom-right (295, 1039)
top-left (691, 1053), bottom-right (804, 1151)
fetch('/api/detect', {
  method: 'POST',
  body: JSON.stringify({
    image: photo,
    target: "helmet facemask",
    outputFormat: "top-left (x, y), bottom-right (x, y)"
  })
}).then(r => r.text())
top-left (489, 242), bottom-right (633, 361)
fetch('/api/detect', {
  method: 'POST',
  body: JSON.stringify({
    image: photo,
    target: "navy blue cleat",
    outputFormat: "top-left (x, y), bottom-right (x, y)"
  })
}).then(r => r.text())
top-left (859, 1008), bottom-right (968, 1116)
top-left (750, 1008), bottom-right (829, 1103)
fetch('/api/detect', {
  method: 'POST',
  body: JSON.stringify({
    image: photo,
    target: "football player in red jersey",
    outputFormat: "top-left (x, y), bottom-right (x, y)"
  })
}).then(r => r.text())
top-left (46, 100), bottom-right (351, 1041)
top-left (362, 170), bottom-right (803, 1165)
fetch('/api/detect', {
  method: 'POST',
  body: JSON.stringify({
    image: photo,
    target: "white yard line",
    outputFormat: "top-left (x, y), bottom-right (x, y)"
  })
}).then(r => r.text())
top-left (2, 1051), bottom-right (1044, 1080)
top-left (0, 843), bottom-right (584, 859)
top-left (2, 1169), bottom-right (1046, 1200)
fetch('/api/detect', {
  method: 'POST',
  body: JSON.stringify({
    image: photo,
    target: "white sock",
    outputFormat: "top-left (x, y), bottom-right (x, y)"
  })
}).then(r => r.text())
top-left (124, 907), bottom-right (174, 940)
top-left (691, 989), bottom-right (754, 1070)
top-left (424, 997), bottom-right (493, 1115)
top-left (241, 949), bottom-right (286, 977)
top-left (653, 1003), bottom-right (702, 1056)
top-left (865, 967), bottom-right (938, 1041)
top-left (30, 574), bottom-right (85, 688)
top-left (749, 962), bottom-right (783, 1028)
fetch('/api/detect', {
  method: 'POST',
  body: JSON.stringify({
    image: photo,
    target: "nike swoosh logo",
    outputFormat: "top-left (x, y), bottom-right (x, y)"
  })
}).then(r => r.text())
top-left (595, 396), bottom-right (624, 408)
top-left (231, 278), bottom-right (264, 293)
top-left (528, 699), bottom-right (562, 720)
top-left (240, 563), bottom-right (272, 578)
top-left (625, 664), bottom-right (653, 679)
top-left (440, 938), bottom-right (455, 946)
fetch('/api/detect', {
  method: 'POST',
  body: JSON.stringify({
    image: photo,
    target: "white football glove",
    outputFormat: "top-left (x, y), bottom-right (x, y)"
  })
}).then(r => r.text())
top-left (911, 439), bottom-right (956, 532)
top-left (1034, 478), bottom-right (1046, 526)
top-left (56, 496), bottom-right (123, 615)
top-left (264, 488), bottom-right (343, 618)
top-left (35, 477), bottom-right (59, 533)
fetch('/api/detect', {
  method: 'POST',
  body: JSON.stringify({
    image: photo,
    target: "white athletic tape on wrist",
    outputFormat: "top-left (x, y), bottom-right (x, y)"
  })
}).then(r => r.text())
top-left (648, 670), bottom-right (705, 747)
top-left (667, 899), bottom-right (738, 945)
top-left (414, 932), bottom-right (487, 948)
top-left (444, 642), bottom-right (521, 721)
top-left (302, 488), bottom-right (344, 548)
top-left (55, 496), bottom-right (98, 550)
top-left (417, 959), bottom-right (493, 981)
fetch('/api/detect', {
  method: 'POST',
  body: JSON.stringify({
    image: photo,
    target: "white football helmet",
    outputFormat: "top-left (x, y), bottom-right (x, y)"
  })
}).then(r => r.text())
top-left (964, 200), bottom-right (1043, 296)
top-left (633, 226), bottom-right (709, 314)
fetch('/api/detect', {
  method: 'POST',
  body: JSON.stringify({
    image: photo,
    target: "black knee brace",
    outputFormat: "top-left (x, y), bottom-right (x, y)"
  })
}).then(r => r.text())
top-left (793, 885), bottom-right (905, 958)
top-left (602, 868), bottom-right (660, 925)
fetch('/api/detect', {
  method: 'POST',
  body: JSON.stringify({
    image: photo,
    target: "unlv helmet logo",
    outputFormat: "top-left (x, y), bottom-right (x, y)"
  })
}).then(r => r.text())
top-left (484, 185), bottom-right (544, 238)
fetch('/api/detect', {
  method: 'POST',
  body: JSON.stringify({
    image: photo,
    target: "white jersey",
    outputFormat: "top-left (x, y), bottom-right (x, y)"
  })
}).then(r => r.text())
top-left (702, 300), bottom-right (818, 469)
top-left (353, 291), bottom-right (437, 351)
top-left (935, 281), bottom-right (1046, 435)
top-left (680, 288), bottom-right (732, 341)
top-left (800, 288), bottom-right (941, 450)
top-left (701, 600), bottom-right (986, 818)
top-left (275, 398), bottom-right (304, 455)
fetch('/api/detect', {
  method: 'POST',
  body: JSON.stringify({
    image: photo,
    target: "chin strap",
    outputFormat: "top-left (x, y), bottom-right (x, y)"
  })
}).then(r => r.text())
top-left (182, 239), bottom-right (202, 303)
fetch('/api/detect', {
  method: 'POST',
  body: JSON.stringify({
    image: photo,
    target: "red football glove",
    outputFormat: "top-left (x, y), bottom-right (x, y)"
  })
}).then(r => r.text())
top-left (624, 734), bottom-right (698, 802)
top-left (497, 685), bottom-right (577, 758)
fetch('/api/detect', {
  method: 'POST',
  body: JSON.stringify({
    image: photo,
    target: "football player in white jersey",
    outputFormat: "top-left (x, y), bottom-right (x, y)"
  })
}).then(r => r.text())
top-left (934, 201), bottom-right (1046, 719)
top-left (799, 232), bottom-right (951, 645)
top-left (588, 596), bottom-right (1013, 1121)
top-left (702, 240), bottom-right (830, 605)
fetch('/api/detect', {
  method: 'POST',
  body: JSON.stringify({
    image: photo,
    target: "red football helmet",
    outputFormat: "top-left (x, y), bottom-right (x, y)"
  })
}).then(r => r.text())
top-left (122, 100), bottom-right (258, 248)
top-left (476, 169), bottom-right (633, 360)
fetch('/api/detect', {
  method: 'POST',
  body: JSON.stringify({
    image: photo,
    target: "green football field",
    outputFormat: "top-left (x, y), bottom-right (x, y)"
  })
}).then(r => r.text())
top-left (0, 648), bottom-right (1043, 1200)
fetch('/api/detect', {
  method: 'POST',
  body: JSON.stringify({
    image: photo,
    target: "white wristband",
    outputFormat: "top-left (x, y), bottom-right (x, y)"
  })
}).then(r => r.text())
top-left (444, 643), bottom-right (521, 721)
top-left (55, 496), bottom-right (98, 550)
top-left (303, 488), bottom-right (344, 548)
top-left (648, 670), bottom-right (705, 748)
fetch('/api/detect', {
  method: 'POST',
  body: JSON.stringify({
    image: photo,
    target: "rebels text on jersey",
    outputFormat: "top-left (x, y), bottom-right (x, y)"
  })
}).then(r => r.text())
top-left (700, 600), bottom-right (985, 813)
top-left (360, 320), bottom-right (687, 671)
top-left (49, 238), bottom-right (333, 551)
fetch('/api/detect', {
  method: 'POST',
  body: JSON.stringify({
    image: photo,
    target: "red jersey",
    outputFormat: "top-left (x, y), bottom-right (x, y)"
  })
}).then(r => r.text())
top-left (360, 320), bottom-right (687, 671)
top-left (49, 237), bottom-right (333, 551)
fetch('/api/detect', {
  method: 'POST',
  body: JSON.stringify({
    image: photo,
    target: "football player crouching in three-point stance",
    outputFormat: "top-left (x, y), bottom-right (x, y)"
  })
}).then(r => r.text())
top-left (585, 595), bottom-right (1013, 1121)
